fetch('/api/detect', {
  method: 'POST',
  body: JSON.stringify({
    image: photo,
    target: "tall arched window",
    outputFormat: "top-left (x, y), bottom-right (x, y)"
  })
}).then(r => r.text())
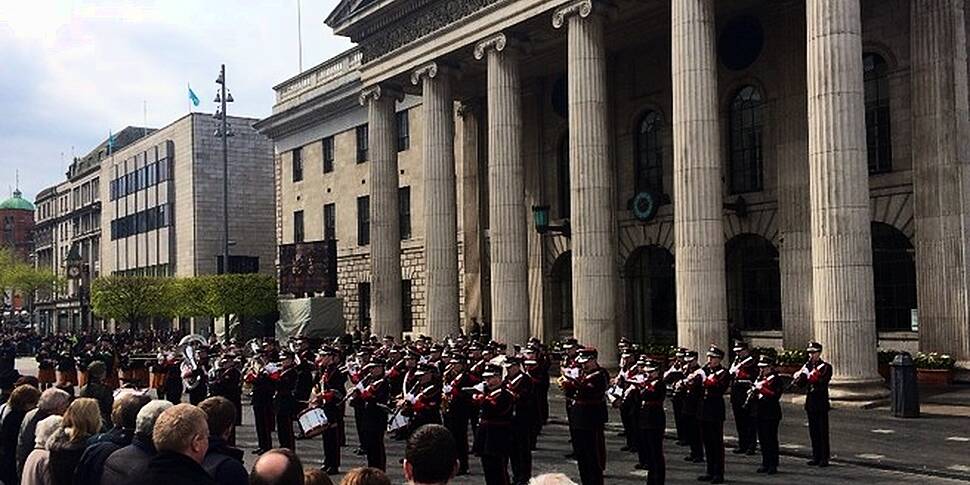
top-left (635, 111), bottom-right (664, 193)
top-left (728, 85), bottom-right (765, 194)
top-left (725, 234), bottom-right (781, 331)
top-left (558, 136), bottom-right (570, 219)
top-left (871, 222), bottom-right (916, 331)
top-left (625, 246), bottom-right (676, 342)
top-left (864, 53), bottom-right (892, 174)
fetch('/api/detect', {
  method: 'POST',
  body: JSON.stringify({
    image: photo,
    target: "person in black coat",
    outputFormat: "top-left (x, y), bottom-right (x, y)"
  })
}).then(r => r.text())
top-left (472, 364), bottom-right (513, 485)
top-left (274, 352), bottom-right (300, 451)
top-left (311, 348), bottom-right (347, 474)
top-left (74, 392), bottom-right (150, 485)
top-left (0, 385), bottom-right (40, 485)
top-left (504, 356), bottom-right (536, 485)
top-left (246, 354), bottom-right (276, 454)
top-left (792, 341), bottom-right (833, 467)
top-left (636, 359), bottom-right (666, 485)
top-left (697, 345), bottom-right (730, 484)
top-left (559, 347), bottom-right (610, 485)
top-left (100, 399), bottom-right (173, 485)
top-left (199, 397), bottom-right (248, 485)
top-left (143, 404), bottom-right (215, 485)
top-left (728, 341), bottom-right (759, 455)
top-left (751, 355), bottom-right (784, 474)
top-left (354, 359), bottom-right (390, 471)
top-left (442, 357), bottom-right (475, 476)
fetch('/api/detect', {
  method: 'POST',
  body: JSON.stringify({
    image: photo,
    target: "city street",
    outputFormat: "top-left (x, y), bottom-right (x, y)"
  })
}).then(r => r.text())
top-left (15, 358), bottom-right (970, 484)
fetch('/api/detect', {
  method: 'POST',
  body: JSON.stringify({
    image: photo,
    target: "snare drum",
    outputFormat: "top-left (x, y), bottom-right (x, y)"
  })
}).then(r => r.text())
top-left (298, 407), bottom-right (330, 439)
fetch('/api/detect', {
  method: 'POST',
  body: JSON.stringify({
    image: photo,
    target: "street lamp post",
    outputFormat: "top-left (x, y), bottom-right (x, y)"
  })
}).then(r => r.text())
top-left (214, 65), bottom-right (234, 275)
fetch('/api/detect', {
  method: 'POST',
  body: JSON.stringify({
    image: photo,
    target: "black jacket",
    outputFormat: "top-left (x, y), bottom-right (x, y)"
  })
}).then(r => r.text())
top-left (793, 359), bottom-right (832, 413)
top-left (751, 372), bottom-right (784, 420)
top-left (0, 407), bottom-right (27, 485)
top-left (101, 434), bottom-right (155, 485)
top-left (143, 451), bottom-right (217, 485)
top-left (636, 379), bottom-right (666, 430)
top-left (472, 387), bottom-right (514, 457)
top-left (563, 367), bottom-right (610, 430)
top-left (202, 436), bottom-right (248, 485)
top-left (47, 427), bottom-right (89, 485)
top-left (74, 428), bottom-right (134, 485)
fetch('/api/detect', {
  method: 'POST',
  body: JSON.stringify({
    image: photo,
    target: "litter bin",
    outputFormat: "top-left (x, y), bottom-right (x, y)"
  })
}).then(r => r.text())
top-left (890, 352), bottom-right (920, 418)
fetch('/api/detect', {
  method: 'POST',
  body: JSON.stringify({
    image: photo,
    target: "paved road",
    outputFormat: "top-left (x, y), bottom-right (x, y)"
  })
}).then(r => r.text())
top-left (14, 358), bottom-right (969, 484)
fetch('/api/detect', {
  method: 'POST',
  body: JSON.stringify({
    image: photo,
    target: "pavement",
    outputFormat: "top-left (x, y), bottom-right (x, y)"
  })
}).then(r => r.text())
top-left (13, 357), bottom-right (970, 484)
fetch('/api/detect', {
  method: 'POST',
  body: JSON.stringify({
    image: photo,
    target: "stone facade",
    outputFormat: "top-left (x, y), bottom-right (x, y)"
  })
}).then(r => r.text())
top-left (262, 0), bottom-right (970, 393)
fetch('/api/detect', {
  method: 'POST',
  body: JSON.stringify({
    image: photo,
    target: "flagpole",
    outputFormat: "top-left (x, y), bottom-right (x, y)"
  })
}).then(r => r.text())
top-left (297, 0), bottom-right (303, 72)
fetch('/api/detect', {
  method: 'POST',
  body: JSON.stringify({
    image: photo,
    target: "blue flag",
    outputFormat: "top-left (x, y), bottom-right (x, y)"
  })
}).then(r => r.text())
top-left (188, 85), bottom-right (200, 107)
top-left (107, 130), bottom-right (116, 154)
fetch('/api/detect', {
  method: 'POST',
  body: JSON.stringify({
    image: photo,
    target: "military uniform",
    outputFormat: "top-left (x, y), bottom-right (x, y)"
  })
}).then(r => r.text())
top-left (662, 349), bottom-right (687, 445)
top-left (275, 360), bottom-right (300, 450)
top-left (355, 365), bottom-right (390, 471)
top-left (561, 348), bottom-right (609, 485)
top-left (728, 342), bottom-right (758, 454)
top-left (751, 356), bottom-right (783, 474)
top-left (637, 361), bottom-right (666, 485)
top-left (473, 364), bottom-right (514, 485)
top-left (443, 360), bottom-right (475, 474)
top-left (697, 346), bottom-right (730, 483)
top-left (317, 359), bottom-right (347, 472)
top-left (246, 360), bottom-right (276, 453)
top-left (676, 352), bottom-right (704, 462)
top-left (505, 357), bottom-right (536, 485)
top-left (793, 341), bottom-right (832, 466)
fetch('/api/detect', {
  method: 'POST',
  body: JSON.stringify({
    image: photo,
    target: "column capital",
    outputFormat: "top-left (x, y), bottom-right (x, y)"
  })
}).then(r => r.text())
top-left (473, 33), bottom-right (509, 60)
top-left (457, 99), bottom-right (482, 118)
top-left (552, 0), bottom-right (613, 29)
top-left (358, 84), bottom-right (403, 107)
top-left (410, 61), bottom-right (458, 86)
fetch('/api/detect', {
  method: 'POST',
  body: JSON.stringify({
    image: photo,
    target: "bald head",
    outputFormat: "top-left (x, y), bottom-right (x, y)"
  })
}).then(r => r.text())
top-left (251, 448), bottom-right (304, 485)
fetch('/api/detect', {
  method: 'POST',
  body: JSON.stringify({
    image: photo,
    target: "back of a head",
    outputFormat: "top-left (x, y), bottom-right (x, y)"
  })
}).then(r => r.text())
top-left (113, 392), bottom-right (152, 429)
top-left (35, 415), bottom-right (63, 448)
top-left (152, 403), bottom-right (208, 455)
top-left (87, 361), bottom-right (106, 382)
top-left (37, 387), bottom-right (71, 414)
top-left (404, 424), bottom-right (457, 484)
top-left (136, 400), bottom-right (173, 437)
top-left (251, 448), bottom-right (304, 485)
top-left (303, 468), bottom-right (335, 485)
top-left (528, 473), bottom-right (578, 485)
top-left (8, 384), bottom-right (41, 412)
top-left (340, 467), bottom-right (390, 485)
top-left (64, 397), bottom-right (102, 442)
top-left (198, 396), bottom-right (236, 438)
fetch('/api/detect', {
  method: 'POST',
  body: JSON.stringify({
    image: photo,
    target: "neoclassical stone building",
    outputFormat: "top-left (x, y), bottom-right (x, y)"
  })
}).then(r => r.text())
top-left (264, 0), bottom-right (970, 399)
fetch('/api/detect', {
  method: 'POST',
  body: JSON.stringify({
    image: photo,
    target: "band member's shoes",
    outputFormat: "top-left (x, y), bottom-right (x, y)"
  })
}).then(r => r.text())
top-left (745, 448), bottom-right (758, 456)
top-left (321, 467), bottom-right (339, 475)
top-left (697, 475), bottom-right (713, 482)
top-left (732, 447), bottom-right (747, 454)
top-left (817, 462), bottom-right (829, 468)
top-left (757, 467), bottom-right (767, 473)
top-left (634, 463), bottom-right (649, 470)
top-left (711, 477), bottom-right (724, 484)
top-left (807, 460), bottom-right (819, 466)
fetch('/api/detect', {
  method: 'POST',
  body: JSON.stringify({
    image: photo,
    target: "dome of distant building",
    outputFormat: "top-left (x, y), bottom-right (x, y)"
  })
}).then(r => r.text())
top-left (0, 190), bottom-right (35, 211)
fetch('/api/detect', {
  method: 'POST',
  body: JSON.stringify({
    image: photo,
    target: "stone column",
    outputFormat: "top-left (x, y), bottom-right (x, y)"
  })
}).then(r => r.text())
top-left (911, 0), bottom-right (970, 369)
top-left (360, 85), bottom-right (402, 339)
top-left (412, 62), bottom-right (460, 340)
top-left (553, 0), bottom-right (618, 367)
top-left (670, 0), bottom-right (727, 354)
top-left (458, 101), bottom-right (484, 331)
top-left (778, 11), bottom-right (814, 348)
top-left (474, 33), bottom-right (530, 346)
top-left (806, 0), bottom-right (886, 400)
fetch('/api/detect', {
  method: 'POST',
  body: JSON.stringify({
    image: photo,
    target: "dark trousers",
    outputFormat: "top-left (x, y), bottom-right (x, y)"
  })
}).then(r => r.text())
top-left (638, 428), bottom-right (665, 485)
top-left (276, 412), bottom-right (296, 450)
top-left (682, 414), bottom-right (704, 459)
top-left (510, 420), bottom-right (533, 484)
top-left (620, 406), bottom-right (637, 449)
top-left (757, 418), bottom-right (780, 471)
top-left (700, 419), bottom-right (724, 479)
top-left (572, 427), bottom-right (605, 485)
top-left (444, 413), bottom-right (470, 472)
top-left (354, 407), bottom-right (366, 447)
top-left (321, 424), bottom-right (341, 470)
top-left (362, 424), bottom-right (386, 471)
top-left (671, 397), bottom-right (685, 443)
top-left (732, 398), bottom-right (757, 451)
top-left (481, 454), bottom-right (510, 485)
top-left (253, 404), bottom-right (274, 451)
top-left (807, 410), bottom-right (830, 463)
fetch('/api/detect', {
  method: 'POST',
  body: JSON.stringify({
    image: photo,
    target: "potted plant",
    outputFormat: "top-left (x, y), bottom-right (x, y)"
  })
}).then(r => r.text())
top-left (914, 352), bottom-right (955, 386)
top-left (643, 342), bottom-right (675, 365)
top-left (776, 349), bottom-right (808, 376)
top-left (877, 349), bottom-right (900, 381)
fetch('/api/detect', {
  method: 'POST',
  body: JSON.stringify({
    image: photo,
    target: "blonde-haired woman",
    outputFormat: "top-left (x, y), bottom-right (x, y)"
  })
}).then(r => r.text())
top-left (47, 398), bottom-right (102, 485)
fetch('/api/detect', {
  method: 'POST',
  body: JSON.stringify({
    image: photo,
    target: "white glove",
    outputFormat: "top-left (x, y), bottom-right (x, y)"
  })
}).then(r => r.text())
top-left (355, 381), bottom-right (365, 392)
top-left (473, 382), bottom-right (485, 393)
top-left (442, 384), bottom-right (453, 394)
top-left (405, 393), bottom-right (416, 404)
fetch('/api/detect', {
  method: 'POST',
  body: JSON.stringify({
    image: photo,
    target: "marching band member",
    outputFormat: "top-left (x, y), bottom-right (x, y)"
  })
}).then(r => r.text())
top-left (560, 347), bottom-right (609, 485)
top-left (159, 349), bottom-right (183, 404)
top-left (676, 350), bottom-right (704, 463)
top-left (523, 346), bottom-right (548, 448)
top-left (473, 363), bottom-right (514, 485)
top-left (186, 346), bottom-right (210, 405)
top-left (637, 358), bottom-right (666, 485)
top-left (275, 350), bottom-right (300, 450)
top-left (354, 358), bottom-right (390, 471)
top-left (408, 363), bottom-right (442, 430)
top-left (246, 346), bottom-right (276, 454)
top-left (729, 340), bottom-right (758, 455)
top-left (312, 346), bottom-right (347, 474)
top-left (504, 355), bottom-right (536, 485)
top-left (663, 348), bottom-right (688, 446)
top-left (442, 356), bottom-right (475, 476)
top-left (558, 338), bottom-right (580, 460)
top-left (697, 345), bottom-right (730, 484)
top-left (615, 350), bottom-right (639, 453)
top-left (751, 355), bottom-right (783, 474)
top-left (792, 341), bottom-right (832, 467)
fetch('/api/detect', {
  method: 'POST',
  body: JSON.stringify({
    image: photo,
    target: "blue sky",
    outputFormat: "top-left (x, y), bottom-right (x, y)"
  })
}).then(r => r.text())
top-left (0, 0), bottom-right (352, 202)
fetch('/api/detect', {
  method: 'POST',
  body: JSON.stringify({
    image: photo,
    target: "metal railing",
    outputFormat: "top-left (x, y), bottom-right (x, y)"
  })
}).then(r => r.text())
top-left (275, 48), bottom-right (362, 104)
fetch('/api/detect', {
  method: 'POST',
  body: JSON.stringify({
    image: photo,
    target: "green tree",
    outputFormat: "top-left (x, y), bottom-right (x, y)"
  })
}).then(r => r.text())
top-left (175, 274), bottom-right (277, 318)
top-left (91, 276), bottom-right (178, 330)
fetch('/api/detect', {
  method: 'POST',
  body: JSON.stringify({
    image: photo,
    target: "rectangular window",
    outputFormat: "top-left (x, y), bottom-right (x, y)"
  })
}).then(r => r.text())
top-left (324, 203), bottom-right (336, 241)
top-left (293, 210), bottom-right (305, 243)
top-left (402, 279), bottom-right (413, 332)
top-left (399, 186), bottom-right (411, 240)
top-left (358, 282), bottom-right (371, 332)
top-left (322, 137), bottom-right (335, 173)
top-left (356, 124), bottom-right (369, 163)
top-left (397, 111), bottom-right (410, 152)
top-left (292, 147), bottom-right (303, 182)
top-left (357, 195), bottom-right (370, 246)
